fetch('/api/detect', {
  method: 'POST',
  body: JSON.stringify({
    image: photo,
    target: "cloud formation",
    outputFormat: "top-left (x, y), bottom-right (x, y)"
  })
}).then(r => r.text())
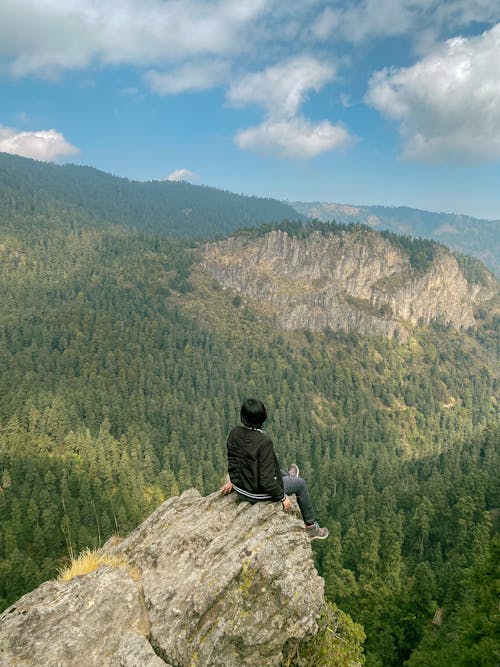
top-left (1, 1), bottom-right (498, 165)
top-left (310, 0), bottom-right (500, 45)
top-left (0, 0), bottom-right (266, 78)
top-left (3, 1), bottom-right (497, 82)
top-left (228, 55), bottom-right (353, 158)
top-left (235, 117), bottom-right (352, 159)
top-left (227, 56), bottom-right (335, 118)
top-left (166, 168), bottom-right (200, 182)
top-left (0, 127), bottom-right (79, 161)
top-left (146, 60), bottom-right (230, 95)
top-left (365, 23), bottom-right (500, 162)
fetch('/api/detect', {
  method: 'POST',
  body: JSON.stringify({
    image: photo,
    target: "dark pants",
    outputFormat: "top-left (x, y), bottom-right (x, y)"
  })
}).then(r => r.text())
top-left (282, 474), bottom-right (315, 525)
top-left (234, 474), bottom-right (316, 525)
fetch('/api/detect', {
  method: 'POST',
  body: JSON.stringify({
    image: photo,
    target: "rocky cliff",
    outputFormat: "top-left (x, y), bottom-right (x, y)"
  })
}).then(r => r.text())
top-left (199, 229), bottom-right (498, 339)
top-left (0, 490), bottom-right (325, 667)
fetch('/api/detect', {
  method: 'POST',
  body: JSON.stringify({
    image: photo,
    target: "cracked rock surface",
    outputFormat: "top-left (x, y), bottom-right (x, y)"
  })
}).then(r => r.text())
top-left (199, 229), bottom-right (497, 340)
top-left (0, 489), bottom-right (324, 666)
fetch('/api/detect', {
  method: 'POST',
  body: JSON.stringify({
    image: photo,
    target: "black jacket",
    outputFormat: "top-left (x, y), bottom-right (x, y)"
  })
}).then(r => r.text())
top-left (227, 425), bottom-right (285, 501)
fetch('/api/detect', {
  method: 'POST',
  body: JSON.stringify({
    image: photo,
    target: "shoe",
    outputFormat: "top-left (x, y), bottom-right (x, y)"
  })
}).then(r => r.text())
top-left (288, 463), bottom-right (300, 477)
top-left (305, 522), bottom-right (329, 541)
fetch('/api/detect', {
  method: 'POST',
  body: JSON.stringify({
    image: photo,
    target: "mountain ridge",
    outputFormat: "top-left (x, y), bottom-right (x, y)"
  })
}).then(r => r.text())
top-left (2, 151), bottom-right (497, 281)
top-left (0, 152), bottom-right (303, 239)
top-left (291, 200), bottom-right (500, 278)
top-left (199, 225), bottom-right (498, 340)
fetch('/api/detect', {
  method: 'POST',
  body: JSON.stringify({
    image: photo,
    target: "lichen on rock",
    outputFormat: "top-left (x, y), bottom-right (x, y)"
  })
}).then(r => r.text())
top-left (0, 489), bottom-right (325, 667)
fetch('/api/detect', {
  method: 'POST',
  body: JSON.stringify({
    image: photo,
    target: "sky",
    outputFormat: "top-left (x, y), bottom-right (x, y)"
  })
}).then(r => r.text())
top-left (1, 1), bottom-right (500, 220)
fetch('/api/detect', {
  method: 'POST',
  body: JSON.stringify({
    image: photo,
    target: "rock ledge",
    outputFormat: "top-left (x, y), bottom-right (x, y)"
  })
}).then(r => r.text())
top-left (0, 489), bottom-right (324, 667)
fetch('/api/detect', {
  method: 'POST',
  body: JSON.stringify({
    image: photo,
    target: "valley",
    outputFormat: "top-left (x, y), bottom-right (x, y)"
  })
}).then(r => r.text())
top-left (0, 155), bottom-right (498, 666)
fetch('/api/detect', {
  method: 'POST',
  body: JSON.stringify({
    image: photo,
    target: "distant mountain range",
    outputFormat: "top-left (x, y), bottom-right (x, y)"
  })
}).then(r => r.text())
top-left (290, 201), bottom-right (500, 278)
top-left (1, 152), bottom-right (497, 277)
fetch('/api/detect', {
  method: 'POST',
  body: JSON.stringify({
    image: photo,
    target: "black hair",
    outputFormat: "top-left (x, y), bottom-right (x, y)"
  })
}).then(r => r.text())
top-left (240, 398), bottom-right (267, 428)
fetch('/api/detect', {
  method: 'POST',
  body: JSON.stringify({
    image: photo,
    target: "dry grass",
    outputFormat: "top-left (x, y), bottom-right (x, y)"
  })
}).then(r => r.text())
top-left (57, 548), bottom-right (133, 582)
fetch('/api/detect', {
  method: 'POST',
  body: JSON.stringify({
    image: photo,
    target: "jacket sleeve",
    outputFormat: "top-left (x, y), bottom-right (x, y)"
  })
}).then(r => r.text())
top-left (226, 431), bottom-right (239, 484)
top-left (258, 438), bottom-right (285, 501)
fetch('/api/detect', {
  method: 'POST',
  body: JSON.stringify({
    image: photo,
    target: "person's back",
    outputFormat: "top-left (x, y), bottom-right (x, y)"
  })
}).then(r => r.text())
top-left (221, 398), bottom-right (329, 542)
top-left (227, 423), bottom-right (285, 502)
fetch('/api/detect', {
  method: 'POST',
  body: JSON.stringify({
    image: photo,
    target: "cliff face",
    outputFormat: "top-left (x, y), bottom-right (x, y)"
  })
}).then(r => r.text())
top-left (199, 230), bottom-right (498, 339)
top-left (0, 490), bottom-right (324, 667)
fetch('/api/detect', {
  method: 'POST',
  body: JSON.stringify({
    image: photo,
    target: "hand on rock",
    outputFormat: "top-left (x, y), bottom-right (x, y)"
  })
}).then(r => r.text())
top-left (282, 496), bottom-right (291, 511)
top-left (220, 482), bottom-right (233, 495)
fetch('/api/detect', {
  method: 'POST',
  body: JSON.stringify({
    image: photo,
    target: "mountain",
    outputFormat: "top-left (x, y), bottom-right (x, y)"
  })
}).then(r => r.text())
top-left (199, 223), bottom-right (498, 340)
top-left (0, 152), bottom-right (303, 239)
top-left (0, 157), bottom-right (498, 665)
top-left (291, 201), bottom-right (500, 278)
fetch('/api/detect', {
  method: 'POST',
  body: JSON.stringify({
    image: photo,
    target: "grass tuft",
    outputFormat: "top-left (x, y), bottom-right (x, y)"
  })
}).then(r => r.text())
top-left (57, 547), bottom-right (131, 582)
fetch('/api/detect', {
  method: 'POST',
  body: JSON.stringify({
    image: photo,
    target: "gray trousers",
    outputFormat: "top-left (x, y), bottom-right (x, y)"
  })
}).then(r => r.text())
top-left (234, 474), bottom-right (316, 525)
top-left (282, 474), bottom-right (315, 525)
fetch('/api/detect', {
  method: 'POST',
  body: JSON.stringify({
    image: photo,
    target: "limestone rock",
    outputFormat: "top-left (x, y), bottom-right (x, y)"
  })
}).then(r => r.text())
top-left (0, 566), bottom-right (150, 667)
top-left (0, 490), bottom-right (324, 667)
top-left (105, 489), bottom-right (323, 666)
top-left (111, 632), bottom-right (171, 667)
top-left (199, 229), bottom-right (498, 339)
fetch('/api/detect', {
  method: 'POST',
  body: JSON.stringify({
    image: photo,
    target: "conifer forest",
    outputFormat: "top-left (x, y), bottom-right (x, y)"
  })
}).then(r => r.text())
top-left (0, 155), bottom-right (498, 666)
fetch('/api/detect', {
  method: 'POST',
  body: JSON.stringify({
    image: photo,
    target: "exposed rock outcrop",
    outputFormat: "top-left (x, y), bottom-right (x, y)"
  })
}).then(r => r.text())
top-left (0, 490), bottom-right (324, 667)
top-left (199, 229), bottom-right (498, 339)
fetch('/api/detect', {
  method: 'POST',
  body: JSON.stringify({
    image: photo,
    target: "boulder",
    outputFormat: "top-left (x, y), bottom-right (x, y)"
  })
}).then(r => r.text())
top-left (0, 489), bottom-right (324, 666)
top-left (0, 566), bottom-right (150, 667)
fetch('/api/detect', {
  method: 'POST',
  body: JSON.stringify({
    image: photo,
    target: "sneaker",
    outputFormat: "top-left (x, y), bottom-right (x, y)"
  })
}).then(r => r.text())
top-left (288, 463), bottom-right (300, 477)
top-left (305, 522), bottom-right (329, 541)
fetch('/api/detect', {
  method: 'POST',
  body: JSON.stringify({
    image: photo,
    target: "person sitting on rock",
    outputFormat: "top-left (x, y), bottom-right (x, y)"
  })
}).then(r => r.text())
top-left (220, 397), bottom-right (329, 541)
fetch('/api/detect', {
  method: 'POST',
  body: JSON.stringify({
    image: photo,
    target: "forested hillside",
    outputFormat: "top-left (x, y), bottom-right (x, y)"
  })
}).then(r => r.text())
top-left (292, 200), bottom-right (500, 278)
top-left (0, 159), bottom-right (498, 665)
top-left (0, 152), bottom-right (302, 238)
top-left (200, 221), bottom-right (497, 341)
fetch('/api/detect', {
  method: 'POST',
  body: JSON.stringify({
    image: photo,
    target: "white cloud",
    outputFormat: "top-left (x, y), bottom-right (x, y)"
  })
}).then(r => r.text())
top-left (228, 55), bottom-right (355, 159)
top-left (0, 0), bottom-right (267, 78)
top-left (312, 0), bottom-right (500, 45)
top-left (235, 116), bottom-right (353, 158)
top-left (312, 8), bottom-right (341, 41)
top-left (0, 0), bottom-right (498, 82)
top-left (166, 168), bottom-right (200, 182)
top-left (0, 126), bottom-right (79, 161)
top-left (365, 23), bottom-right (500, 162)
top-left (2, 0), bottom-right (497, 167)
top-left (227, 55), bottom-right (335, 118)
top-left (146, 60), bottom-right (230, 95)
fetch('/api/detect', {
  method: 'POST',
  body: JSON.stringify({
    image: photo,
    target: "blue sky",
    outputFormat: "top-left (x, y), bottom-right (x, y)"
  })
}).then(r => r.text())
top-left (1, 1), bottom-right (500, 219)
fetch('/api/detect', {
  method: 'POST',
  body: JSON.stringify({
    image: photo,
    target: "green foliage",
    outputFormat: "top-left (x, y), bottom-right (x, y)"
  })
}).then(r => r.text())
top-left (284, 602), bottom-right (365, 666)
top-left (0, 152), bottom-right (303, 240)
top-left (236, 218), bottom-right (370, 241)
top-left (406, 533), bottom-right (500, 666)
top-left (379, 230), bottom-right (443, 272)
top-left (0, 156), bottom-right (498, 667)
top-left (454, 253), bottom-right (491, 286)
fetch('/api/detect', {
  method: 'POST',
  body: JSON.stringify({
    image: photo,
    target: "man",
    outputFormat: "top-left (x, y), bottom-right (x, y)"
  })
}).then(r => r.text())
top-left (220, 397), bottom-right (328, 541)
